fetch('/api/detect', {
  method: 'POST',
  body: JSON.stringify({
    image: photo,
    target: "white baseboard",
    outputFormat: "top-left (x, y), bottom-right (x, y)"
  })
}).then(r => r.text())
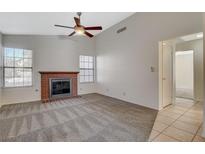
top-left (97, 92), bottom-right (159, 110)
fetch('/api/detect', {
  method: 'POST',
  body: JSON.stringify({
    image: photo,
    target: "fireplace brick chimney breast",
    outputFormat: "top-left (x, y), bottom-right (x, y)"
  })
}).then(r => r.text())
top-left (39, 71), bottom-right (79, 102)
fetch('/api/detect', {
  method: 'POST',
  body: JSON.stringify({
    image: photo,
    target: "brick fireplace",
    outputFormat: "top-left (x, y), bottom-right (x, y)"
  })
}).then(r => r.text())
top-left (39, 71), bottom-right (79, 102)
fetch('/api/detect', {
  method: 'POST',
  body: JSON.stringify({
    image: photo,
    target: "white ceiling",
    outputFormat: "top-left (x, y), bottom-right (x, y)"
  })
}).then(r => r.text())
top-left (0, 12), bottom-right (135, 36)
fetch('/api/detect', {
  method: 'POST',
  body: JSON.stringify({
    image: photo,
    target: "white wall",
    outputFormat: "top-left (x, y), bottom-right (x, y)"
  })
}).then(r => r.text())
top-left (176, 39), bottom-right (203, 101)
top-left (2, 35), bottom-right (96, 105)
top-left (0, 32), bottom-right (2, 107)
top-left (96, 13), bottom-right (203, 110)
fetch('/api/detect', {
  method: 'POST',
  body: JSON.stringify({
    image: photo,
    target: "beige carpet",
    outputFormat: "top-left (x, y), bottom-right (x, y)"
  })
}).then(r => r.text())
top-left (0, 93), bottom-right (157, 142)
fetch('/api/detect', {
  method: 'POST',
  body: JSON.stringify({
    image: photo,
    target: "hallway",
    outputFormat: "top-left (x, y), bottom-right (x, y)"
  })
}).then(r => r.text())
top-left (149, 98), bottom-right (204, 141)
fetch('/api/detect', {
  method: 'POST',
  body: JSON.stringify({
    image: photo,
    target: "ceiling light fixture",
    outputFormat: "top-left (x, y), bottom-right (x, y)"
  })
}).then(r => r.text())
top-left (74, 26), bottom-right (85, 35)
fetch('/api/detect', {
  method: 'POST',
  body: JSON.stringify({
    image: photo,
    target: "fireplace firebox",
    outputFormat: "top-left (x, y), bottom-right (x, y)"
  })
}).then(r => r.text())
top-left (49, 78), bottom-right (71, 98)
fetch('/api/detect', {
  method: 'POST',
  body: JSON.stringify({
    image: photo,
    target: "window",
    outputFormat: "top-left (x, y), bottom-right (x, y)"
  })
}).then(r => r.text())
top-left (79, 55), bottom-right (95, 83)
top-left (3, 48), bottom-right (32, 87)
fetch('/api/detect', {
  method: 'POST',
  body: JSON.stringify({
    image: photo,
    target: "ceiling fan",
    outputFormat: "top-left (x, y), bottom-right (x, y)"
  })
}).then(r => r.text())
top-left (54, 12), bottom-right (102, 38)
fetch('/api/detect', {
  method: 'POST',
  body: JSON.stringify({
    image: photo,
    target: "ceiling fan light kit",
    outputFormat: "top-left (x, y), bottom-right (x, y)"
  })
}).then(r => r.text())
top-left (74, 26), bottom-right (85, 35)
top-left (54, 12), bottom-right (102, 38)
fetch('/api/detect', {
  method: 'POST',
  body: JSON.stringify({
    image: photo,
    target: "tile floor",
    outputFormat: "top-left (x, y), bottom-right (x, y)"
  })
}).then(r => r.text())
top-left (149, 98), bottom-right (205, 142)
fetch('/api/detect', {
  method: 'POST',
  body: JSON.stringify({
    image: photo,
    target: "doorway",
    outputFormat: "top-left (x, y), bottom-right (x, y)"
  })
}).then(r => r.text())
top-left (159, 32), bottom-right (203, 109)
top-left (175, 50), bottom-right (194, 100)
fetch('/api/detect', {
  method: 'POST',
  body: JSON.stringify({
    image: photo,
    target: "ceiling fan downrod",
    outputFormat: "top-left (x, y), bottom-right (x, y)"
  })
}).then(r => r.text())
top-left (77, 12), bottom-right (82, 18)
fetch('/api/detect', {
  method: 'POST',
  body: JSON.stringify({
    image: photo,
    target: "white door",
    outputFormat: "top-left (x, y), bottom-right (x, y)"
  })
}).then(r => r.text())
top-left (162, 41), bottom-right (173, 107)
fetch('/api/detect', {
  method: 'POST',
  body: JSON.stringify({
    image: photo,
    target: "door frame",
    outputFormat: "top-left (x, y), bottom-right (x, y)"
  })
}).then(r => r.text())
top-left (158, 41), bottom-right (163, 110)
top-left (159, 40), bottom-right (196, 110)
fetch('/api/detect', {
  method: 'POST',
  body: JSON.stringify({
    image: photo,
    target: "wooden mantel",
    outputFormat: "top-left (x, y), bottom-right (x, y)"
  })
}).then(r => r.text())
top-left (39, 71), bottom-right (79, 102)
top-left (39, 71), bottom-right (79, 74)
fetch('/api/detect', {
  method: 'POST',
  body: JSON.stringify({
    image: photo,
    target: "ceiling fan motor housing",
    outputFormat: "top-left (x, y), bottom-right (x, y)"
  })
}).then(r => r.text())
top-left (74, 26), bottom-right (85, 35)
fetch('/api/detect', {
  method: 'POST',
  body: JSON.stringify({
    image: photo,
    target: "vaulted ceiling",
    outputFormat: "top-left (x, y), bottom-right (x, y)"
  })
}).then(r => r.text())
top-left (0, 12), bottom-right (135, 36)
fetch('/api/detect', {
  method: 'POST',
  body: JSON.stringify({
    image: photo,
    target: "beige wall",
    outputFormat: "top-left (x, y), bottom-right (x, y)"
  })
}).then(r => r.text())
top-left (176, 39), bottom-right (203, 101)
top-left (96, 13), bottom-right (203, 110)
top-left (2, 35), bottom-right (97, 105)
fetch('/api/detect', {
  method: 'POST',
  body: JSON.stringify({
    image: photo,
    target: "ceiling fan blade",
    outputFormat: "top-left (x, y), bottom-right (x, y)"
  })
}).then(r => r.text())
top-left (84, 31), bottom-right (94, 38)
top-left (68, 31), bottom-right (76, 36)
top-left (54, 24), bottom-right (74, 29)
top-left (84, 26), bottom-right (102, 30)
top-left (74, 17), bottom-right (80, 26)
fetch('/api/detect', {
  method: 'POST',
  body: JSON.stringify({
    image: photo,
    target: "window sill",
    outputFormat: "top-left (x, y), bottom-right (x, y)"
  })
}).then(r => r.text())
top-left (2, 85), bottom-right (33, 89)
top-left (80, 82), bottom-right (95, 84)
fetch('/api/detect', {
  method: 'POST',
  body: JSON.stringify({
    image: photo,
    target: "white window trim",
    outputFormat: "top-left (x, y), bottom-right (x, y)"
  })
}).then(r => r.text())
top-left (79, 55), bottom-right (95, 83)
